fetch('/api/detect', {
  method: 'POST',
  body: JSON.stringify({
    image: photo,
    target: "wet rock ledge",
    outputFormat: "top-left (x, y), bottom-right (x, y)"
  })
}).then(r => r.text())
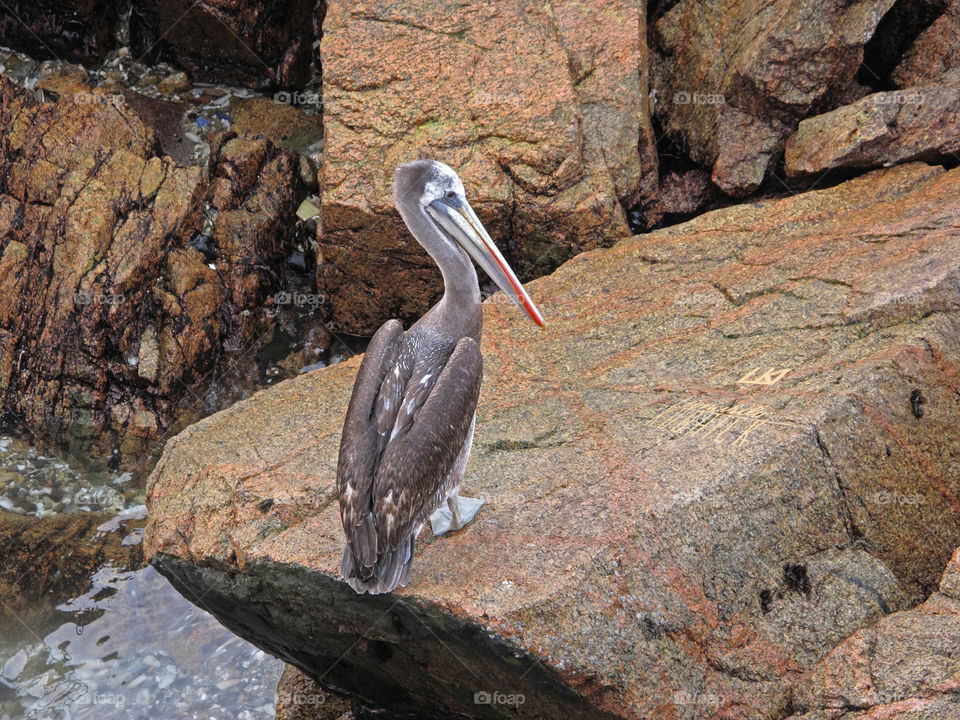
top-left (146, 163), bottom-right (960, 720)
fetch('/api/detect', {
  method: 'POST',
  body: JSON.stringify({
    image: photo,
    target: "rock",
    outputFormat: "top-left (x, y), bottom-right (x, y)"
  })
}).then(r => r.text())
top-left (231, 96), bottom-right (323, 151)
top-left (786, 548), bottom-right (960, 719)
top-left (0, 0), bottom-right (118, 64)
top-left (659, 169), bottom-right (714, 217)
top-left (0, 509), bottom-right (144, 620)
top-left (130, 0), bottom-right (314, 89)
top-left (318, 0), bottom-right (658, 334)
top-left (147, 162), bottom-right (960, 719)
top-left (891, 0), bottom-right (960, 87)
top-left (121, 91), bottom-right (192, 165)
top-left (275, 665), bottom-right (354, 720)
top-left (651, 0), bottom-right (895, 197)
top-left (0, 79), bottom-right (305, 473)
top-left (784, 80), bottom-right (960, 178)
top-left (156, 70), bottom-right (192, 96)
top-left (35, 63), bottom-right (91, 100)
top-left (549, 1), bottom-right (660, 220)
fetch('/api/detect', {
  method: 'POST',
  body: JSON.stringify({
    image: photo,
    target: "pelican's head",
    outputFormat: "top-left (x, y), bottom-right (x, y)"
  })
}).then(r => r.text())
top-left (394, 160), bottom-right (545, 330)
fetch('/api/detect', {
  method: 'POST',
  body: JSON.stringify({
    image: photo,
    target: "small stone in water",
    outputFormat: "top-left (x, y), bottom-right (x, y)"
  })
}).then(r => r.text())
top-left (157, 71), bottom-right (191, 95)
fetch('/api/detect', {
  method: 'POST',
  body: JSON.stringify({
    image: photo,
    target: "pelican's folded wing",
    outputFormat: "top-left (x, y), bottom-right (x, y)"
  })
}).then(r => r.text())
top-left (372, 336), bottom-right (483, 552)
top-left (337, 319), bottom-right (404, 542)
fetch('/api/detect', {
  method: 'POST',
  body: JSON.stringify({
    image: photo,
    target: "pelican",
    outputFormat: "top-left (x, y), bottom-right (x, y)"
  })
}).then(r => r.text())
top-left (337, 160), bottom-right (544, 594)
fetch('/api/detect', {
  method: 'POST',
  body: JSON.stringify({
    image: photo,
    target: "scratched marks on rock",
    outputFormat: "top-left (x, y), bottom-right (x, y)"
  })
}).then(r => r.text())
top-left (737, 367), bottom-right (791, 386)
top-left (644, 399), bottom-right (799, 447)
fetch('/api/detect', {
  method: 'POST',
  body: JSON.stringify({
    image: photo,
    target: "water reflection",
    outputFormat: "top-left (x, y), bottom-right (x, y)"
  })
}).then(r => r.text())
top-left (0, 565), bottom-right (283, 719)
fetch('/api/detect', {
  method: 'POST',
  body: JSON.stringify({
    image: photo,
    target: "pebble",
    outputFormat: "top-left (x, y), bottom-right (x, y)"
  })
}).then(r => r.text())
top-left (157, 71), bottom-right (191, 94)
top-left (6, 58), bottom-right (38, 83)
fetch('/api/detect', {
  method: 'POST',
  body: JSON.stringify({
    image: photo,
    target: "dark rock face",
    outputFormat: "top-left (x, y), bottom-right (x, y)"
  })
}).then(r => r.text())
top-left (659, 168), bottom-right (715, 217)
top-left (154, 557), bottom-right (618, 720)
top-left (0, 0), bottom-right (119, 64)
top-left (317, 0), bottom-right (658, 334)
top-left (129, 0), bottom-right (316, 89)
top-left (786, 547), bottom-right (960, 720)
top-left (0, 79), bottom-right (305, 473)
top-left (650, 0), bottom-right (896, 197)
top-left (147, 163), bottom-right (960, 719)
top-left (862, 0), bottom-right (952, 85)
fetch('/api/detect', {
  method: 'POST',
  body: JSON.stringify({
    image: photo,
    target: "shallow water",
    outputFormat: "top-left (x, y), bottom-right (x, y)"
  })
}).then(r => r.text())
top-left (0, 434), bottom-right (285, 718)
top-left (0, 564), bottom-right (284, 719)
top-left (0, 436), bottom-right (143, 518)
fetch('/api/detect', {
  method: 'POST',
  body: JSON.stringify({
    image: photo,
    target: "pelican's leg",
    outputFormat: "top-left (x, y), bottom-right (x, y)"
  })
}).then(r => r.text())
top-left (430, 492), bottom-right (485, 535)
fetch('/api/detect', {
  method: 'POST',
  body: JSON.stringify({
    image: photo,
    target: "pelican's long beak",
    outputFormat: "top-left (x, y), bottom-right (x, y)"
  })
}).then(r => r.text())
top-left (427, 194), bottom-right (545, 329)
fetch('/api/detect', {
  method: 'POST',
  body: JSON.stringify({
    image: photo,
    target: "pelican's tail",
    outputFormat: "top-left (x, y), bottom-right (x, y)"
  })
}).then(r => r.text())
top-left (340, 531), bottom-right (415, 595)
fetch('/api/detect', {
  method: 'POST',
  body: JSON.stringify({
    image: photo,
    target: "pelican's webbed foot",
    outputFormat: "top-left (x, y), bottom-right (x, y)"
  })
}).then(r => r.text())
top-left (430, 493), bottom-right (484, 535)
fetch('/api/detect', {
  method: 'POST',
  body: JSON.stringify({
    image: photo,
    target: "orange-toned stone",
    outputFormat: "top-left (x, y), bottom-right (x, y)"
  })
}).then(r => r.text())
top-left (317, 0), bottom-right (657, 334)
top-left (785, 81), bottom-right (960, 178)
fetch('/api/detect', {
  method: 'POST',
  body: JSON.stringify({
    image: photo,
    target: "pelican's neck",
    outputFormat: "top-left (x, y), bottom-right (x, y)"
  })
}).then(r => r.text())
top-left (399, 203), bottom-right (481, 332)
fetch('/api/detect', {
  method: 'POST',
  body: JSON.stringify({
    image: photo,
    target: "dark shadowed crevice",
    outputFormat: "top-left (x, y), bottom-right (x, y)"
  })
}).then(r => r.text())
top-left (858, 0), bottom-right (951, 89)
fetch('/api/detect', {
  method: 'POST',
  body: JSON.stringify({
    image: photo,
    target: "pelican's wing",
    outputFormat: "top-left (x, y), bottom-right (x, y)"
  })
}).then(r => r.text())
top-left (373, 336), bottom-right (483, 552)
top-left (337, 319), bottom-right (403, 555)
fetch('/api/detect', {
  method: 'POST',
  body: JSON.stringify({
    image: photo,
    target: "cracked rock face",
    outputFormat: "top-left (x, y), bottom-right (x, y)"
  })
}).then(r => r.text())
top-left (650, 0), bottom-right (895, 197)
top-left (317, 0), bottom-right (658, 334)
top-left (0, 79), bottom-right (303, 473)
top-left (785, 77), bottom-right (960, 178)
top-left (147, 163), bottom-right (960, 719)
top-left (786, 547), bottom-right (960, 720)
